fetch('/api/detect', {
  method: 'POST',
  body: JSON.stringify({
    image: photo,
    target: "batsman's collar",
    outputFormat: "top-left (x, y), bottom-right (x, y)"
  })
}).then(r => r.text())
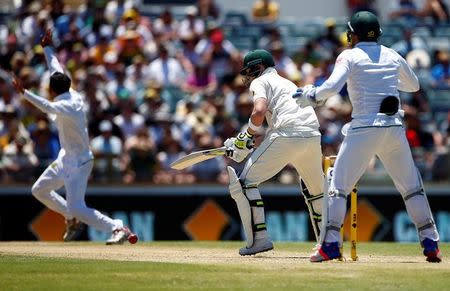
top-left (261, 67), bottom-right (277, 76)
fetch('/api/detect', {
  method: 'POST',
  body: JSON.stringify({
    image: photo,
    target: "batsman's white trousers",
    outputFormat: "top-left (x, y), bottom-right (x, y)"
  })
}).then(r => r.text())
top-left (240, 132), bottom-right (323, 195)
top-left (332, 126), bottom-right (422, 195)
top-left (31, 158), bottom-right (122, 233)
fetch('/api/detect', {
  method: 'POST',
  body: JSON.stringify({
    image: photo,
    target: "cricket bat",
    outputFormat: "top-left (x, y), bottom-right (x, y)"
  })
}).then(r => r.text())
top-left (170, 146), bottom-right (227, 170)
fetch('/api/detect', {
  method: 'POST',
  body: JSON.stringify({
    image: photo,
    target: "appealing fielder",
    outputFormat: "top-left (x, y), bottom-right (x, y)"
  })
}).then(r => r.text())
top-left (294, 11), bottom-right (441, 262)
top-left (11, 29), bottom-right (137, 245)
top-left (225, 49), bottom-right (324, 255)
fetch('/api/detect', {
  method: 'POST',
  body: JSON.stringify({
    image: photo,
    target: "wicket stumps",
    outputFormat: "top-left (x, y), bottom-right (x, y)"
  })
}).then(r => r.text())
top-left (323, 156), bottom-right (358, 261)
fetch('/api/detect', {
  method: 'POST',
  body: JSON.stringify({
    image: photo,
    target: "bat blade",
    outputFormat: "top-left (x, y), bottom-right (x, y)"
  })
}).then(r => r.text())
top-left (170, 146), bottom-right (227, 170)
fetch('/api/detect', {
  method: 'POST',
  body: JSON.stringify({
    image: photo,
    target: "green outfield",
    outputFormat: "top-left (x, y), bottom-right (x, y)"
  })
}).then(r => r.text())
top-left (0, 242), bottom-right (448, 290)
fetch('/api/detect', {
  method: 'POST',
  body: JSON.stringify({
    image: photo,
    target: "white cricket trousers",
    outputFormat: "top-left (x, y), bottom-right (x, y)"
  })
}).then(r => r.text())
top-left (333, 126), bottom-right (425, 194)
top-left (31, 159), bottom-right (122, 233)
top-left (325, 126), bottom-right (439, 243)
top-left (240, 133), bottom-right (323, 195)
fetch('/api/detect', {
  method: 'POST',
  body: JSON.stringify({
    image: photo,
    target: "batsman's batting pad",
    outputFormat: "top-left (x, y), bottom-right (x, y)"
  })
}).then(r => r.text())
top-left (319, 168), bottom-right (331, 244)
top-left (227, 166), bottom-right (254, 248)
top-left (300, 179), bottom-right (323, 242)
top-left (245, 187), bottom-right (267, 240)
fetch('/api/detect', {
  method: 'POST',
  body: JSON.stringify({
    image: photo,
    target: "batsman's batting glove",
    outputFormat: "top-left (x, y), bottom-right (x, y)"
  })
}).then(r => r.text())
top-left (234, 129), bottom-right (254, 150)
top-left (224, 137), bottom-right (253, 163)
top-left (292, 85), bottom-right (319, 108)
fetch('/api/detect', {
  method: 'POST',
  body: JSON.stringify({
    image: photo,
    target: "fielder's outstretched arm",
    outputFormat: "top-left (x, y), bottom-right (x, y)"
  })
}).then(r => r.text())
top-left (41, 29), bottom-right (65, 75)
top-left (43, 46), bottom-right (64, 75)
top-left (23, 90), bottom-right (71, 116)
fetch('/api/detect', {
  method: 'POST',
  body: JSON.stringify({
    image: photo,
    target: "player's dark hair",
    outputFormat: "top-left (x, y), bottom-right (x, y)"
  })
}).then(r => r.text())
top-left (49, 72), bottom-right (71, 95)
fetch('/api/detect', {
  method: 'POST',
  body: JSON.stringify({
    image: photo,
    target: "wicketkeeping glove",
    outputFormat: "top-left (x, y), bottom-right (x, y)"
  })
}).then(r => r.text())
top-left (292, 84), bottom-right (318, 108)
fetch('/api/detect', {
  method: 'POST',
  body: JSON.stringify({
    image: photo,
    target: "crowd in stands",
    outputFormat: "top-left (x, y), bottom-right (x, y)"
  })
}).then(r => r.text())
top-left (0, 0), bottom-right (448, 185)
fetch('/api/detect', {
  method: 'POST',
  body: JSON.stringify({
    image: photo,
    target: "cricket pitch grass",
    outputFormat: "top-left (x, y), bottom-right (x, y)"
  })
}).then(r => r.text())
top-left (0, 242), bottom-right (449, 290)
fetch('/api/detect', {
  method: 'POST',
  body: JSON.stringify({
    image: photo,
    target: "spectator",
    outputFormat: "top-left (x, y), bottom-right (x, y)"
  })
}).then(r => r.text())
top-left (29, 117), bottom-right (60, 173)
top-left (105, 63), bottom-right (136, 106)
top-left (389, 0), bottom-right (418, 25)
top-left (125, 54), bottom-right (148, 102)
top-left (178, 6), bottom-right (205, 39)
top-left (316, 18), bottom-right (342, 52)
top-left (430, 50), bottom-right (450, 88)
top-left (116, 8), bottom-right (154, 43)
top-left (258, 26), bottom-right (283, 51)
top-left (0, 74), bottom-right (21, 113)
top-left (417, 0), bottom-right (450, 24)
top-left (88, 34), bottom-right (113, 65)
top-left (91, 120), bottom-right (123, 182)
top-left (138, 84), bottom-right (170, 120)
top-left (0, 105), bottom-right (30, 150)
top-left (123, 126), bottom-right (158, 184)
top-left (178, 32), bottom-right (201, 74)
top-left (153, 8), bottom-right (179, 43)
top-left (197, 0), bottom-right (220, 20)
top-left (10, 52), bottom-right (27, 76)
top-left (347, 0), bottom-right (377, 14)
top-left (1, 135), bottom-right (38, 183)
top-left (147, 44), bottom-right (185, 88)
top-left (182, 61), bottom-right (217, 96)
top-left (252, 0), bottom-right (280, 23)
top-left (196, 28), bottom-right (240, 83)
top-left (113, 97), bottom-right (145, 139)
top-left (0, 35), bottom-right (19, 71)
top-left (269, 41), bottom-right (300, 80)
top-left (116, 29), bottom-right (144, 66)
top-left (390, 29), bottom-right (428, 58)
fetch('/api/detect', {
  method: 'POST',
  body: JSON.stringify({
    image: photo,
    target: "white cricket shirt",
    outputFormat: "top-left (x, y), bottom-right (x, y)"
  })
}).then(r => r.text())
top-left (23, 47), bottom-right (93, 167)
top-left (315, 42), bottom-right (419, 128)
top-left (250, 67), bottom-right (320, 137)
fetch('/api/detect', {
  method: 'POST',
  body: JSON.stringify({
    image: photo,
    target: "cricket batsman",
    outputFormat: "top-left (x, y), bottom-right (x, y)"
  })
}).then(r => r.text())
top-left (225, 49), bottom-right (325, 255)
top-left (11, 29), bottom-right (138, 245)
top-left (293, 11), bottom-right (441, 263)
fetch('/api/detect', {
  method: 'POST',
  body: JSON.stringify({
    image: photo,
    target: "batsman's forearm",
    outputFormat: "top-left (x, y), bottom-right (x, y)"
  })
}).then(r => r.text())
top-left (43, 47), bottom-right (64, 74)
top-left (248, 112), bottom-right (264, 135)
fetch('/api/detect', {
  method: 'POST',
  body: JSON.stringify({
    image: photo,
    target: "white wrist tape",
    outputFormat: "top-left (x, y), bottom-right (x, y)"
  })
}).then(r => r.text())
top-left (248, 118), bottom-right (262, 132)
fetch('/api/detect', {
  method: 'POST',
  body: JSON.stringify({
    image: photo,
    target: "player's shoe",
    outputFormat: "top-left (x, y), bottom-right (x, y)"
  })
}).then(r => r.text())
top-left (106, 227), bottom-right (138, 245)
top-left (239, 238), bottom-right (273, 256)
top-left (63, 219), bottom-right (85, 242)
top-left (310, 242), bottom-right (341, 262)
top-left (422, 238), bottom-right (442, 263)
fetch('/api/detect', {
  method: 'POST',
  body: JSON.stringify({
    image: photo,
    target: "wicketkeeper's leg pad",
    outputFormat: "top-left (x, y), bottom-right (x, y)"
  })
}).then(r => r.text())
top-left (319, 168), bottom-right (348, 245)
top-left (402, 168), bottom-right (439, 242)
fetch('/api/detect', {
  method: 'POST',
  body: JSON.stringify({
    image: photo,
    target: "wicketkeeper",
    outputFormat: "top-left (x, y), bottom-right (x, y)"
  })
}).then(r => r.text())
top-left (225, 49), bottom-right (324, 255)
top-left (294, 11), bottom-right (441, 263)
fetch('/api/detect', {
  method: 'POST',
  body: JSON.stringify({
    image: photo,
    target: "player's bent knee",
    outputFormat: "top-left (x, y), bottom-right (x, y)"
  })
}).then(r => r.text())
top-left (31, 183), bottom-right (45, 198)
